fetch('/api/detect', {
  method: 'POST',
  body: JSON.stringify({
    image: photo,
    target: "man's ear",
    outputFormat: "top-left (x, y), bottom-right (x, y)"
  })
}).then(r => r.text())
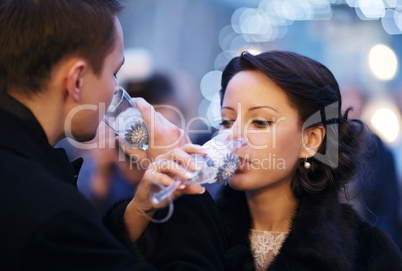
top-left (66, 60), bottom-right (87, 102)
top-left (300, 125), bottom-right (326, 158)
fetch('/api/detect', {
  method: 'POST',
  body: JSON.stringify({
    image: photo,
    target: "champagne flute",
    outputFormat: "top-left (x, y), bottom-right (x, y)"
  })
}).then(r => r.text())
top-left (103, 87), bottom-right (149, 150)
top-left (147, 130), bottom-right (248, 222)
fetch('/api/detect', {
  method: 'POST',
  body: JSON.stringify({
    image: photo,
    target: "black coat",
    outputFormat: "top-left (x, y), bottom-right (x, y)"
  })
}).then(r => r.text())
top-left (0, 93), bottom-right (226, 271)
top-left (0, 93), bottom-right (155, 271)
top-left (215, 185), bottom-right (402, 271)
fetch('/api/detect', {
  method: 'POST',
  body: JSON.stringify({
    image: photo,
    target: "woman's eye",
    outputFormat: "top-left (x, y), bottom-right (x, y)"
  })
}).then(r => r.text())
top-left (219, 120), bottom-right (234, 129)
top-left (253, 120), bottom-right (273, 128)
top-left (113, 73), bottom-right (118, 79)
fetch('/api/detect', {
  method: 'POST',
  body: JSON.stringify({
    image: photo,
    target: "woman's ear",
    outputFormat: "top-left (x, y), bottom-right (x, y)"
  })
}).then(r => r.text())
top-left (300, 125), bottom-right (326, 158)
top-left (65, 60), bottom-right (87, 102)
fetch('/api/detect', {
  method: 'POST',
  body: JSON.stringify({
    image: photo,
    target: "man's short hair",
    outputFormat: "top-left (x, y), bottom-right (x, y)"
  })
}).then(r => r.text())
top-left (0, 0), bottom-right (122, 95)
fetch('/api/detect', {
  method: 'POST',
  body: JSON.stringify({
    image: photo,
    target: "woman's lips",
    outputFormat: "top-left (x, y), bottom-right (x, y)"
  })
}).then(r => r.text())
top-left (236, 157), bottom-right (250, 172)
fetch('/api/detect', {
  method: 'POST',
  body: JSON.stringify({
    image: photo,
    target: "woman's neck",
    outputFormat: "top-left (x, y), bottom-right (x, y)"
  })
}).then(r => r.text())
top-left (246, 183), bottom-right (297, 232)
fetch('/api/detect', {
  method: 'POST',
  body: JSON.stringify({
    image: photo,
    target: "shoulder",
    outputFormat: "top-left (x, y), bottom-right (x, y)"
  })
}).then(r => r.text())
top-left (355, 219), bottom-right (402, 269)
top-left (0, 153), bottom-right (150, 270)
top-left (0, 148), bottom-right (97, 231)
top-left (340, 203), bottom-right (402, 269)
top-left (19, 210), bottom-right (156, 271)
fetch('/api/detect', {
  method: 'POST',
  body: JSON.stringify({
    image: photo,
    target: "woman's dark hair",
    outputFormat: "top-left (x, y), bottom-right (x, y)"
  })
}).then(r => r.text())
top-left (0, 0), bottom-right (123, 95)
top-left (220, 51), bottom-right (375, 199)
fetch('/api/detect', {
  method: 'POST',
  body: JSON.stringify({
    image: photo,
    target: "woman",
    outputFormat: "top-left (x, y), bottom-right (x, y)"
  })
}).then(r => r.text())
top-left (214, 51), bottom-right (402, 270)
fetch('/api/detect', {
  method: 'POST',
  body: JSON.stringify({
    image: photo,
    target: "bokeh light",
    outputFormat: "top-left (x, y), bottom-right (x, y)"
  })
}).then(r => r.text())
top-left (371, 108), bottom-right (400, 143)
top-left (381, 9), bottom-right (402, 34)
top-left (198, 93), bottom-right (222, 128)
top-left (363, 99), bottom-right (401, 144)
top-left (355, 0), bottom-right (385, 20)
top-left (368, 44), bottom-right (398, 80)
top-left (200, 71), bottom-right (223, 101)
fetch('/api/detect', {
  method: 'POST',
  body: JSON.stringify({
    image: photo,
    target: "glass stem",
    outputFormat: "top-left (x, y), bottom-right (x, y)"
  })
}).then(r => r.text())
top-left (151, 182), bottom-right (180, 206)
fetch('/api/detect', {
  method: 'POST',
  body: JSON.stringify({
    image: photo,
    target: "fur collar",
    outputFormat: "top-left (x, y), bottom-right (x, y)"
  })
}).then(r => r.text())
top-left (215, 186), bottom-right (361, 271)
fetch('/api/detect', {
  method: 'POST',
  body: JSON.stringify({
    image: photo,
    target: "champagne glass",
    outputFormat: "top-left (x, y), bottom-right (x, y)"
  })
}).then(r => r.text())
top-left (147, 130), bottom-right (248, 222)
top-left (103, 87), bottom-right (149, 150)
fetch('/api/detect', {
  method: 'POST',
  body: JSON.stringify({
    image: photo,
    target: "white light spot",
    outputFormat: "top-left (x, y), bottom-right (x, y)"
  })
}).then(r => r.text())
top-left (368, 44), bottom-right (398, 81)
top-left (200, 71), bottom-right (223, 101)
top-left (371, 108), bottom-right (400, 143)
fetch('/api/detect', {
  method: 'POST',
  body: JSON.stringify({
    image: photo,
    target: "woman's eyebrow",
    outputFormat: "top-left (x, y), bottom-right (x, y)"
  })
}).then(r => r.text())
top-left (221, 106), bottom-right (235, 112)
top-left (249, 105), bottom-right (278, 113)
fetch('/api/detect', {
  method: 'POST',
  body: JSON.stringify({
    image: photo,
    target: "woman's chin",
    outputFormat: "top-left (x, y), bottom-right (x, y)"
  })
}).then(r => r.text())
top-left (227, 176), bottom-right (250, 191)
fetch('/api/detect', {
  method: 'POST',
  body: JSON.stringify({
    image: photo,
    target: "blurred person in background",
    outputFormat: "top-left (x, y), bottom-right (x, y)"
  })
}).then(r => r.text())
top-left (341, 86), bottom-right (402, 251)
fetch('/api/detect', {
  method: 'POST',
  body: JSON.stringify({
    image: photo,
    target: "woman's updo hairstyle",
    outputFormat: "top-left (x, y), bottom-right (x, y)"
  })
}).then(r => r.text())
top-left (220, 51), bottom-right (375, 199)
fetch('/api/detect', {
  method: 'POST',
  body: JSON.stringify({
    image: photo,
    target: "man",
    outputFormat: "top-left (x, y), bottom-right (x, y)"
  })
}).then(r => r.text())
top-left (0, 1), bottom-right (226, 270)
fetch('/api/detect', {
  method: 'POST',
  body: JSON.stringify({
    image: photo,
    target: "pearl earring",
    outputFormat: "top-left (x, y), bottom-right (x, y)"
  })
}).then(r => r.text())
top-left (304, 153), bottom-right (311, 169)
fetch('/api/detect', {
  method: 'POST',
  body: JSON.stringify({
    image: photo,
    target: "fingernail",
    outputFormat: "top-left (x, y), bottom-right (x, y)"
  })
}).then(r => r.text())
top-left (199, 187), bottom-right (206, 194)
top-left (178, 184), bottom-right (186, 190)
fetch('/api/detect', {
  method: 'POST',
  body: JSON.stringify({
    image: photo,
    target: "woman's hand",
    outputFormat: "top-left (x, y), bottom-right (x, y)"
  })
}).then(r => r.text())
top-left (123, 143), bottom-right (207, 241)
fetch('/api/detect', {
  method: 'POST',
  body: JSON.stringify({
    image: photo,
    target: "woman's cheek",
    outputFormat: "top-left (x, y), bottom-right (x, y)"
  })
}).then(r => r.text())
top-left (247, 134), bottom-right (272, 151)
